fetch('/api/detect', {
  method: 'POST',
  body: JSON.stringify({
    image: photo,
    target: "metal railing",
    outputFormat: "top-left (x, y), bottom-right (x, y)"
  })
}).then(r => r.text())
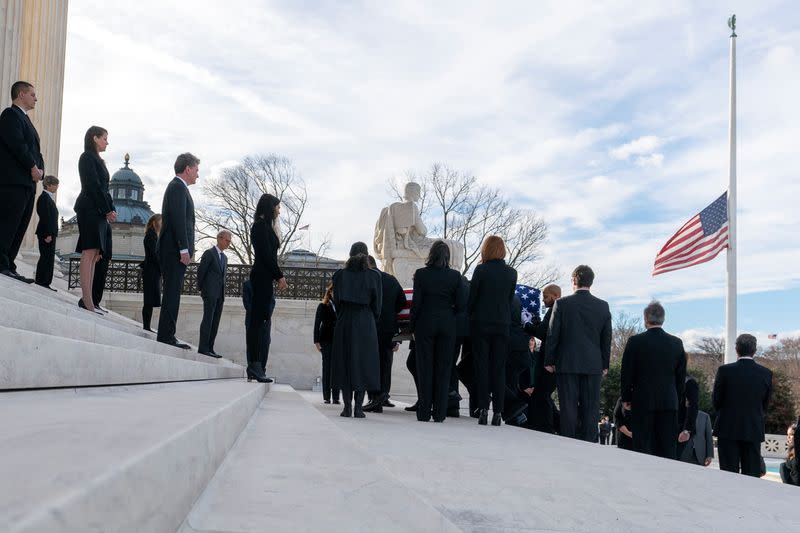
top-left (66, 258), bottom-right (337, 300)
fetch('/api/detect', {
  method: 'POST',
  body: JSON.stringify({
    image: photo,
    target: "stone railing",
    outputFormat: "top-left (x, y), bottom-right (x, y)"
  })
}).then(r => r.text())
top-left (762, 434), bottom-right (789, 459)
top-left (66, 258), bottom-right (337, 301)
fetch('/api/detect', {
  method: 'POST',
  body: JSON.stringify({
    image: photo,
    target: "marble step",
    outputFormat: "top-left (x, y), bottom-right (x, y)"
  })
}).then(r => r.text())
top-left (0, 324), bottom-right (244, 390)
top-left (0, 274), bottom-right (175, 344)
top-left (0, 294), bottom-right (234, 366)
top-left (0, 380), bottom-right (267, 533)
top-left (179, 385), bottom-right (459, 533)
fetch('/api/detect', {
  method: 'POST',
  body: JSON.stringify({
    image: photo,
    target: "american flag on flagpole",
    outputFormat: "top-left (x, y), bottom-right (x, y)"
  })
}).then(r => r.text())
top-left (653, 192), bottom-right (730, 276)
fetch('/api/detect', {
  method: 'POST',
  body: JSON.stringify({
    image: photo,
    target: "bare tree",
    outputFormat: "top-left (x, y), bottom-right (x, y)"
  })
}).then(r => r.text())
top-left (388, 163), bottom-right (554, 281)
top-left (694, 336), bottom-right (725, 362)
top-left (197, 154), bottom-right (309, 264)
top-left (762, 336), bottom-right (800, 398)
top-left (611, 311), bottom-right (644, 362)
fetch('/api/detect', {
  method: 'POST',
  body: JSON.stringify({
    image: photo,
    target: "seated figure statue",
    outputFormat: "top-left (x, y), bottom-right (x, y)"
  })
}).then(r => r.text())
top-left (374, 182), bottom-right (464, 287)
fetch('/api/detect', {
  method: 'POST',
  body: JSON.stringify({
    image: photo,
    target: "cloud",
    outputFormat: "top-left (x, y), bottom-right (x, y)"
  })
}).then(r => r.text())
top-left (610, 135), bottom-right (665, 160)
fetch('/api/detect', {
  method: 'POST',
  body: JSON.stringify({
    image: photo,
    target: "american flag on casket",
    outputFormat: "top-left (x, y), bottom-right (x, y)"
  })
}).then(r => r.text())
top-left (394, 286), bottom-right (541, 339)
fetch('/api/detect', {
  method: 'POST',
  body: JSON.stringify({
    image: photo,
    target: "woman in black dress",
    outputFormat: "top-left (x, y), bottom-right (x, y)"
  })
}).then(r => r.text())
top-left (410, 241), bottom-right (464, 422)
top-left (247, 193), bottom-right (287, 383)
top-left (314, 282), bottom-right (340, 404)
top-left (140, 214), bottom-right (162, 332)
top-left (331, 250), bottom-right (381, 418)
top-left (468, 235), bottom-right (518, 426)
top-left (74, 126), bottom-right (116, 314)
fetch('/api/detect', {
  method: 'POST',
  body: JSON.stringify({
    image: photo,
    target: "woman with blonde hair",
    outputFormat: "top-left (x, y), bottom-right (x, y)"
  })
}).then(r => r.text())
top-left (467, 235), bottom-right (517, 426)
top-left (314, 282), bottom-right (340, 404)
top-left (140, 214), bottom-right (162, 332)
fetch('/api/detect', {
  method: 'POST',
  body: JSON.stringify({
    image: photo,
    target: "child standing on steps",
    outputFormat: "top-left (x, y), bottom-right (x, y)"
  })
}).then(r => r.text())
top-left (314, 282), bottom-right (339, 404)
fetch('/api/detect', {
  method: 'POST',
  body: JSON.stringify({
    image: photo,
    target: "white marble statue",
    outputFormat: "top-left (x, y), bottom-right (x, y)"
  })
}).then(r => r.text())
top-left (374, 182), bottom-right (465, 287)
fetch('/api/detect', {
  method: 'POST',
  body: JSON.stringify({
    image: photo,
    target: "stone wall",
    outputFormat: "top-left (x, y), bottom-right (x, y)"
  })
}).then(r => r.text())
top-left (102, 292), bottom-right (417, 395)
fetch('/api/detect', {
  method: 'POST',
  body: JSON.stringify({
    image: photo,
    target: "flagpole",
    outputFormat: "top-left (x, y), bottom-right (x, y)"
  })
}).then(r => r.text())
top-left (725, 15), bottom-right (738, 364)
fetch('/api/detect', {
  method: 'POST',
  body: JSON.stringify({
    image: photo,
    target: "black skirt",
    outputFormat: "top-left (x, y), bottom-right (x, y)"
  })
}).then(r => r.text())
top-left (141, 264), bottom-right (161, 307)
top-left (75, 209), bottom-right (110, 256)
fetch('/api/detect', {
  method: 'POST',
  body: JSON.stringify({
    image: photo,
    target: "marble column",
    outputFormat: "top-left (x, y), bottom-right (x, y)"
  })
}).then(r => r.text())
top-left (0, 1), bottom-right (23, 98)
top-left (18, 0), bottom-right (70, 254)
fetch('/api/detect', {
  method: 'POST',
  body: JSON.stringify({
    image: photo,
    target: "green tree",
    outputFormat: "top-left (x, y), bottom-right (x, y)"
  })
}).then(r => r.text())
top-left (766, 369), bottom-right (797, 435)
top-left (687, 367), bottom-right (713, 415)
top-left (600, 361), bottom-right (622, 416)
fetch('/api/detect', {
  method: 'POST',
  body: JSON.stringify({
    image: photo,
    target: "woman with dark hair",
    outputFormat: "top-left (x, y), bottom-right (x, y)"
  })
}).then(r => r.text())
top-left (74, 126), bottom-right (116, 314)
top-left (468, 235), bottom-right (518, 426)
top-left (410, 240), bottom-right (464, 422)
top-left (247, 193), bottom-right (288, 382)
top-left (140, 214), bottom-right (162, 331)
top-left (781, 420), bottom-right (799, 486)
top-left (314, 282), bottom-right (340, 404)
top-left (331, 249), bottom-right (381, 418)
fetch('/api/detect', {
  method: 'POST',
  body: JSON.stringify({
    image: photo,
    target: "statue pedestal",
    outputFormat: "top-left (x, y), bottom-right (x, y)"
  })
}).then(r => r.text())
top-left (382, 251), bottom-right (425, 288)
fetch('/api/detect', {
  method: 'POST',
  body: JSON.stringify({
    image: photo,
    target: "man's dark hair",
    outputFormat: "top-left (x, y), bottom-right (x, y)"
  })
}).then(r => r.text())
top-left (425, 240), bottom-right (450, 269)
top-left (11, 81), bottom-right (33, 100)
top-left (174, 152), bottom-right (200, 175)
top-left (349, 241), bottom-right (368, 257)
top-left (572, 265), bottom-right (595, 288)
top-left (367, 255), bottom-right (377, 269)
top-left (735, 334), bottom-right (758, 357)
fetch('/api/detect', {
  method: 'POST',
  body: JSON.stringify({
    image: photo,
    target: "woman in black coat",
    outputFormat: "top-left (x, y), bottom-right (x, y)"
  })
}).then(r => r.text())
top-left (140, 214), bottom-right (162, 331)
top-left (614, 397), bottom-right (634, 450)
top-left (410, 241), bottom-right (465, 422)
top-left (74, 126), bottom-right (116, 314)
top-left (331, 250), bottom-right (381, 418)
top-left (247, 193), bottom-right (288, 383)
top-left (468, 235), bottom-right (518, 426)
top-left (314, 282), bottom-right (340, 404)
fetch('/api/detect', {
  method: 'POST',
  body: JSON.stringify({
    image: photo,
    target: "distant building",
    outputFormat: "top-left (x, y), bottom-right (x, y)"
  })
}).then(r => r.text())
top-left (281, 249), bottom-right (343, 270)
top-left (59, 154), bottom-right (154, 260)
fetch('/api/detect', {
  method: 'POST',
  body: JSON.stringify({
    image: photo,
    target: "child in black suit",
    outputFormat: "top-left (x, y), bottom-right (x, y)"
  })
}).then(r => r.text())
top-left (35, 175), bottom-right (59, 289)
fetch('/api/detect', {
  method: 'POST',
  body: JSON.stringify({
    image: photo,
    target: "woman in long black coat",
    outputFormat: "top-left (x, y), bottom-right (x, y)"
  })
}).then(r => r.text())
top-left (247, 193), bottom-right (288, 383)
top-left (140, 214), bottom-right (162, 331)
top-left (74, 125), bottom-right (116, 314)
top-left (410, 240), bottom-right (464, 422)
top-left (331, 252), bottom-right (381, 418)
top-left (313, 282), bottom-right (340, 404)
top-left (468, 235), bottom-right (518, 426)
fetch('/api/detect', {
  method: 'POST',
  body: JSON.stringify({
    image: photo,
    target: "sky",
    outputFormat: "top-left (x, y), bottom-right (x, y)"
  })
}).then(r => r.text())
top-left (52, 0), bottom-right (799, 349)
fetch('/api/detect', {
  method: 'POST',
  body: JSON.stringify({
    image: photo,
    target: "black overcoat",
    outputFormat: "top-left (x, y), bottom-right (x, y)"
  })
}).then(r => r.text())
top-left (141, 228), bottom-right (161, 307)
top-left (330, 266), bottom-right (381, 391)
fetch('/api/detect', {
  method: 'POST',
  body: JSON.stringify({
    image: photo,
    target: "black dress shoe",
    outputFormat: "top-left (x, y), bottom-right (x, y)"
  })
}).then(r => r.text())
top-left (332, 399), bottom-right (341, 405)
top-left (382, 399), bottom-right (395, 408)
top-left (324, 399), bottom-right (331, 404)
top-left (447, 407), bottom-right (461, 418)
top-left (354, 407), bottom-right (366, 418)
top-left (199, 350), bottom-right (223, 359)
top-left (160, 339), bottom-right (190, 349)
top-left (3, 270), bottom-right (34, 283)
top-left (210, 350), bottom-right (224, 358)
top-left (478, 409), bottom-right (488, 425)
top-left (404, 402), bottom-right (418, 412)
top-left (340, 404), bottom-right (352, 417)
top-left (491, 413), bottom-right (502, 426)
top-left (246, 370), bottom-right (270, 383)
top-left (362, 401), bottom-right (383, 413)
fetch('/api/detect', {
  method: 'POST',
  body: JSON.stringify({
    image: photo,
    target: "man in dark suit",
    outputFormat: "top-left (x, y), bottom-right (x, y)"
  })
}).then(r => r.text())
top-left (525, 284), bottom-right (560, 433)
top-left (677, 375), bottom-right (699, 459)
top-left (364, 255), bottom-right (407, 413)
top-left (156, 153), bottom-right (198, 349)
top-left (34, 175), bottom-right (59, 289)
top-left (197, 229), bottom-right (231, 358)
top-left (713, 333), bottom-right (773, 477)
top-left (0, 81), bottom-right (44, 282)
top-left (544, 265), bottom-right (611, 442)
top-left (620, 301), bottom-right (687, 459)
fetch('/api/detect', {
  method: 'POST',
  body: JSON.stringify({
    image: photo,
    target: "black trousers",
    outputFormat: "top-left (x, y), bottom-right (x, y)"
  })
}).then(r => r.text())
top-left (406, 341), bottom-right (418, 393)
top-left (503, 349), bottom-right (531, 420)
top-left (0, 185), bottom-right (34, 272)
top-left (415, 327), bottom-right (456, 421)
top-left (632, 410), bottom-right (678, 459)
top-left (198, 294), bottom-right (224, 353)
top-left (527, 367), bottom-right (557, 433)
top-left (370, 333), bottom-right (395, 400)
top-left (35, 235), bottom-right (55, 286)
top-left (320, 342), bottom-right (340, 402)
top-left (246, 277), bottom-right (274, 378)
top-left (473, 332), bottom-right (508, 412)
top-left (717, 439), bottom-right (762, 477)
top-left (556, 373), bottom-right (601, 442)
top-left (456, 338), bottom-right (476, 413)
top-left (157, 259), bottom-right (186, 344)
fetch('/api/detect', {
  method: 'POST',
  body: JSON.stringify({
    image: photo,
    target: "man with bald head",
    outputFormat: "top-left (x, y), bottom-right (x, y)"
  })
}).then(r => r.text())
top-left (197, 229), bottom-right (232, 358)
top-left (525, 284), bottom-right (561, 433)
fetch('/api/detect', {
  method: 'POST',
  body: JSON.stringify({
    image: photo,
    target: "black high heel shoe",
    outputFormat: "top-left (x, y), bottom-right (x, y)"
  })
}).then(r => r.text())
top-left (340, 404), bottom-right (352, 417)
top-left (477, 409), bottom-right (488, 425)
top-left (491, 413), bottom-right (502, 426)
top-left (246, 370), bottom-right (269, 383)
